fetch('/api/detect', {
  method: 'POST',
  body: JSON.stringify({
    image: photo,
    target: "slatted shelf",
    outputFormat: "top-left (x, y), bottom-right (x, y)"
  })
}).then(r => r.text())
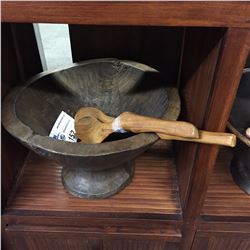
top-left (5, 141), bottom-right (182, 220)
top-left (202, 149), bottom-right (250, 221)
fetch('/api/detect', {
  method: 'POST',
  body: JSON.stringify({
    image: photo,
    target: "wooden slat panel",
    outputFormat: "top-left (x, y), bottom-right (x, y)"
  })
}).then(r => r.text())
top-left (4, 230), bottom-right (180, 250)
top-left (4, 231), bottom-right (102, 250)
top-left (198, 221), bottom-right (250, 233)
top-left (103, 239), bottom-right (178, 250)
top-left (202, 149), bottom-right (250, 220)
top-left (2, 2), bottom-right (250, 28)
top-left (5, 141), bottom-right (182, 220)
top-left (192, 231), bottom-right (250, 250)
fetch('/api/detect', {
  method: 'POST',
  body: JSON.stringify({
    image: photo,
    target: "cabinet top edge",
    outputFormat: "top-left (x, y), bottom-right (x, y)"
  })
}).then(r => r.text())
top-left (2, 1), bottom-right (250, 28)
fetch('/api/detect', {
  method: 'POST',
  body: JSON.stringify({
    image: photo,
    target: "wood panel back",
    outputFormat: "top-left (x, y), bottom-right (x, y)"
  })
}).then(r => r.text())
top-left (69, 25), bottom-right (183, 85)
top-left (2, 23), bottom-right (42, 209)
top-left (10, 24), bottom-right (42, 81)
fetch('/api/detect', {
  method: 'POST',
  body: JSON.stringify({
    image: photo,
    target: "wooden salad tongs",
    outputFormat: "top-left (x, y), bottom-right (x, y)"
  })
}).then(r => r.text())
top-left (74, 107), bottom-right (236, 147)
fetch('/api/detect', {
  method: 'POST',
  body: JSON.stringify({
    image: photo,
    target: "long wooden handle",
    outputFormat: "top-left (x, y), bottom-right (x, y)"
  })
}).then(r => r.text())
top-left (157, 130), bottom-right (236, 147)
top-left (119, 112), bottom-right (199, 138)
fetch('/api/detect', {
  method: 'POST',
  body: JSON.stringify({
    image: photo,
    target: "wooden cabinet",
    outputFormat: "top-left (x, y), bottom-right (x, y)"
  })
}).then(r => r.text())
top-left (2, 2), bottom-right (250, 250)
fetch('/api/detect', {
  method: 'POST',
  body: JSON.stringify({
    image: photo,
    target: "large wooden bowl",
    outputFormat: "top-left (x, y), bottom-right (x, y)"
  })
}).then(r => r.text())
top-left (2, 58), bottom-right (180, 198)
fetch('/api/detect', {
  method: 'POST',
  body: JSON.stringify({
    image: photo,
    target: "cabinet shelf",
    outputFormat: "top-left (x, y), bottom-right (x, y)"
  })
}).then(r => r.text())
top-left (202, 149), bottom-right (250, 221)
top-left (5, 141), bottom-right (182, 220)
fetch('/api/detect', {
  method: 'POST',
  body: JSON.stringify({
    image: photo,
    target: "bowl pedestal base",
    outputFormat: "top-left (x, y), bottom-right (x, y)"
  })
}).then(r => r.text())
top-left (62, 161), bottom-right (135, 199)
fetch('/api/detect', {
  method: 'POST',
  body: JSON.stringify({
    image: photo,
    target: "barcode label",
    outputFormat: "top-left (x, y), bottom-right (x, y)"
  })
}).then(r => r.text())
top-left (49, 111), bottom-right (77, 142)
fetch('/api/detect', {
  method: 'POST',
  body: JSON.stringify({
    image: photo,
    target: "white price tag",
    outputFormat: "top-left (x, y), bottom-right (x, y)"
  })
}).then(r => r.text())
top-left (49, 111), bottom-right (77, 142)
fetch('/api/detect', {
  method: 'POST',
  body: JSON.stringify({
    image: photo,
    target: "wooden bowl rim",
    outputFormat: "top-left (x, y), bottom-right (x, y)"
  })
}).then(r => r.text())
top-left (2, 58), bottom-right (181, 157)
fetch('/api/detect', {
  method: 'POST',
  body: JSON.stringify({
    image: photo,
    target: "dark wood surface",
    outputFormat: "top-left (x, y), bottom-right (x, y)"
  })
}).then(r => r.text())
top-left (3, 230), bottom-right (179, 250)
top-left (2, 23), bottom-right (42, 210)
top-left (181, 28), bottom-right (250, 249)
top-left (2, 23), bottom-right (21, 98)
top-left (69, 25), bottom-right (183, 85)
top-left (1, 129), bottom-right (27, 211)
top-left (202, 149), bottom-right (250, 221)
top-left (198, 221), bottom-right (250, 233)
top-left (3, 215), bottom-right (182, 241)
top-left (192, 230), bottom-right (250, 250)
top-left (176, 28), bottom-right (226, 248)
top-left (193, 221), bottom-right (250, 250)
top-left (183, 28), bottom-right (250, 220)
top-left (2, 2), bottom-right (250, 28)
top-left (176, 27), bottom-right (224, 208)
top-left (3, 142), bottom-right (182, 249)
top-left (9, 23), bottom-right (43, 81)
top-left (5, 141), bottom-right (182, 220)
top-left (2, 23), bottom-right (42, 93)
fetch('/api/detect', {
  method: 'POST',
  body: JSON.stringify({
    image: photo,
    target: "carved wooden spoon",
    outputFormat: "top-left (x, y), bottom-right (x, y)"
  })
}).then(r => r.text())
top-left (74, 107), bottom-right (199, 144)
top-left (75, 107), bottom-right (236, 147)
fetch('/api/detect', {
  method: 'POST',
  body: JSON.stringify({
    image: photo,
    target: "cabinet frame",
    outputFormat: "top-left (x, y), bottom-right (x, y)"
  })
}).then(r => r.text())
top-left (2, 2), bottom-right (250, 250)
